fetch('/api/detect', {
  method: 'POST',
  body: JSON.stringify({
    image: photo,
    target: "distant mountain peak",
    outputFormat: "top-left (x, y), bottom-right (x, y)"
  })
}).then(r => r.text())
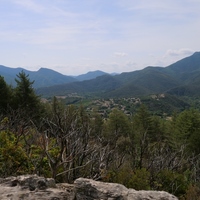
top-left (0, 65), bottom-right (76, 88)
top-left (2, 51), bottom-right (200, 97)
top-left (38, 67), bottom-right (57, 72)
top-left (75, 70), bottom-right (108, 81)
top-left (167, 51), bottom-right (200, 73)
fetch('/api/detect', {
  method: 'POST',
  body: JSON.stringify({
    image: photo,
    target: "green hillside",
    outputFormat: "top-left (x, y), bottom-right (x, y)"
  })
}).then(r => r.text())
top-left (108, 67), bottom-right (180, 97)
top-left (0, 66), bottom-right (77, 88)
top-left (2, 52), bottom-right (200, 98)
top-left (75, 70), bottom-right (108, 81)
top-left (37, 52), bottom-right (200, 98)
top-left (37, 74), bottom-right (122, 97)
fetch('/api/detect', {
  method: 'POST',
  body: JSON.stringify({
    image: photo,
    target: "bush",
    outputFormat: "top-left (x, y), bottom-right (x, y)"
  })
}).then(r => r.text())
top-left (156, 169), bottom-right (188, 197)
top-left (180, 184), bottom-right (200, 200)
top-left (105, 167), bottom-right (150, 190)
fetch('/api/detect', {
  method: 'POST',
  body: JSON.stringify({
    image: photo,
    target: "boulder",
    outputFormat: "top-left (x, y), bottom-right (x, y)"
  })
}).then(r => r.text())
top-left (0, 174), bottom-right (74, 200)
top-left (74, 178), bottom-right (178, 200)
top-left (128, 189), bottom-right (178, 200)
top-left (74, 177), bottom-right (129, 199)
top-left (0, 175), bottom-right (178, 200)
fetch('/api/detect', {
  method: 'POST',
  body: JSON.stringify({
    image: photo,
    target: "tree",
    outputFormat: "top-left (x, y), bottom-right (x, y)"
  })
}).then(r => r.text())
top-left (13, 71), bottom-right (39, 110)
top-left (38, 99), bottom-right (96, 182)
top-left (0, 76), bottom-right (11, 113)
top-left (131, 104), bottom-right (152, 169)
top-left (95, 109), bottom-right (132, 176)
top-left (11, 71), bottom-right (45, 127)
top-left (104, 109), bottom-right (131, 141)
top-left (173, 108), bottom-right (200, 154)
top-left (90, 111), bottom-right (104, 137)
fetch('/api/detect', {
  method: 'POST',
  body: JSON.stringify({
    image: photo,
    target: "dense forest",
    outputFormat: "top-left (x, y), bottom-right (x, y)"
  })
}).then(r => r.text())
top-left (0, 71), bottom-right (200, 199)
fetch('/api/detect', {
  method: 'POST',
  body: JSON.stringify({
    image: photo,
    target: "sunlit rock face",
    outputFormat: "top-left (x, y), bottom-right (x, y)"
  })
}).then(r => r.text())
top-left (0, 175), bottom-right (178, 200)
top-left (74, 178), bottom-right (178, 200)
top-left (0, 174), bottom-right (74, 200)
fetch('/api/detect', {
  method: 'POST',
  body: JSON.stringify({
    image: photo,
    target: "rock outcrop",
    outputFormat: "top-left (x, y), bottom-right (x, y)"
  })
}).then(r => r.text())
top-left (0, 175), bottom-right (178, 200)
top-left (74, 178), bottom-right (178, 200)
top-left (0, 174), bottom-right (74, 200)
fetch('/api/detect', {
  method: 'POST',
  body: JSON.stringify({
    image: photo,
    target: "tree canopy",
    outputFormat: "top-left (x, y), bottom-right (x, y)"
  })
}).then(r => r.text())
top-left (0, 72), bottom-right (200, 199)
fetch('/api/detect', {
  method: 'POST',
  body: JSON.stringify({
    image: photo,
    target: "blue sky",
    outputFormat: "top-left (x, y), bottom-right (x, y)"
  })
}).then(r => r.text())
top-left (0, 0), bottom-right (199, 75)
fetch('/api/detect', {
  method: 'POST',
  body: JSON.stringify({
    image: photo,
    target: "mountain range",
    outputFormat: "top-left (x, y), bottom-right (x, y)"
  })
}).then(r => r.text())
top-left (0, 66), bottom-right (108, 88)
top-left (1, 52), bottom-right (200, 98)
top-left (37, 52), bottom-right (200, 97)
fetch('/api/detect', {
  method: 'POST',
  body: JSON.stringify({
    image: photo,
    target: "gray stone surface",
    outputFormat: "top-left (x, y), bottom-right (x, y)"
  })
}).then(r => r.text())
top-left (0, 175), bottom-right (178, 200)
top-left (74, 178), bottom-right (178, 200)
top-left (74, 177), bottom-right (129, 200)
top-left (0, 174), bottom-right (74, 200)
top-left (128, 189), bottom-right (178, 200)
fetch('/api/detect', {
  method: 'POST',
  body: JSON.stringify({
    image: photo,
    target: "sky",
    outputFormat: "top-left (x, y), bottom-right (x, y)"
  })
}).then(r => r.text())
top-left (0, 0), bottom-right (199, 75)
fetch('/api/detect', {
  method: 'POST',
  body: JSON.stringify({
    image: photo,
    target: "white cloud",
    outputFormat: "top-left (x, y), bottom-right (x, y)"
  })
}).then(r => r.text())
top-left (1, 0), bottom-right (200, 75)
top-left (125, 61), bottom-right (137, 68)
top-left (150, 48), bottom-right (196, 67)
top-left (114, 52), bottom-right (127, 57)
top-left (165, 48), bottom-right (195, 57)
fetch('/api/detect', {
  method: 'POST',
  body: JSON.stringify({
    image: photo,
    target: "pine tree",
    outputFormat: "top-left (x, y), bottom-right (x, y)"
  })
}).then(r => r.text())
top-left (13, 71), bottom-right (42, 119)
top-left (0, 75), bottom-right (11, 113)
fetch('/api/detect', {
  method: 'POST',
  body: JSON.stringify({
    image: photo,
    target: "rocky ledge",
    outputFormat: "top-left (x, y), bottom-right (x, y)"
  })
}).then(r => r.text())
top-left (0, 175), bottom-right (178, 200)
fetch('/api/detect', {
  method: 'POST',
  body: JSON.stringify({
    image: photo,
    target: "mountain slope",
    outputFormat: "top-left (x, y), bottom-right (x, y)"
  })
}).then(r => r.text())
top-left (109, 67), bottom-right (180, 97)
top-left (0, 66), bottom-right (77, 88)
top-left (75, 70), bottom-right (108, 81)
top-left (37, 74), bottom-right (122, 97)
top-left (167, 52), bottom-right (200, 76)
top-left (0, 66), bottom-right (111, 88)
top-left (2, 52), bottom-right (200, 97)
top-left (37, 52), bottom-right (200, 97)
top-left (29, 68), bottom-right (76, 88)
top-left (0, 65), bottom-right (28, 85)
top-left (165, 52), bottom-right (200, 96)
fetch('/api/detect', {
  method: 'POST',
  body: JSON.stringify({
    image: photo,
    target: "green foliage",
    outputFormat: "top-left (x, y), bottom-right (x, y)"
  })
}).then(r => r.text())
top-left (104, 109), bottom-right (131, 139)
top-left (132, 104), bottom-right (151, 132)
top-left (182, 184), bottom-right (200, 200)
top-left (156, 169), bottom-right (189, 197)
top-left (14, 71), bottom-right (39, 109)
top-left (149, 115), bottom-right (166, 142)
top-left (28, 144), bottom-right (50, 177)
top-left (106, 166), bottom-right (150, 190)
top-left (0, 129), bottom-right (29, 176)
top-left (173, 108), bottom-right (200, 154)
top-left (90, 112), bottom-right (104, 137)
top-left (1, 71), bottom-right (200, 198)
top-left (141, 94), bottom-right (189, 116)
top-left (130, 105), bottom-right (153, 168)
top-left (0, 76), bottom-right (12, 113)
top-left (128, 168), bottom-right (151, 190)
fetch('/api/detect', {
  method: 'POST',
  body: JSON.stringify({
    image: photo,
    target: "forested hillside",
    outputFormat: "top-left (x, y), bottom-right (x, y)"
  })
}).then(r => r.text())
top-left (0, 66), bottom-right (76, 88)
top-left (36, 52), bottom-right (200, 98)
top-left (75, 70), bottom-right (108, 81)
top-left (0, 66), bottom-right (109, 88)
top-left (0, 71), bottom-right (200, 199)
top-left (1, 52), bottom-right (200, 98)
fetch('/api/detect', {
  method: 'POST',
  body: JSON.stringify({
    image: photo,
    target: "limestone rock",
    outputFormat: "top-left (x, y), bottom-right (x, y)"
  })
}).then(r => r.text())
top-left (74, 178), bottom-right (178, 200)
top-left (57, 183), bottom-right (75, 200)
top-left (74, 177), bottom-right (129, 199)
top-left (128, 189), bottom-right (178, 200)
top-left (0, 175), bottom-right (178, 200)
top-left (0, 174), bottom-right (74, 200)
